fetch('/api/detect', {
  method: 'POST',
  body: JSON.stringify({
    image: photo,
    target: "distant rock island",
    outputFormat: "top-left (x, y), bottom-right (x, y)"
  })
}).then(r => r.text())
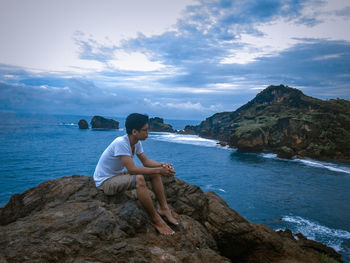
top-left (185, 85), bottom-right (350, 161)
top-left (78, 119), bottom-right (89, 129)
top-left (91, 116), bottom-right (119, 129)
top-left (78, 116), bottom-right (119, 129)
top-left (0, 175), bottom-right (342, 262)
top-left (149, 117), bottom-right (175, 132)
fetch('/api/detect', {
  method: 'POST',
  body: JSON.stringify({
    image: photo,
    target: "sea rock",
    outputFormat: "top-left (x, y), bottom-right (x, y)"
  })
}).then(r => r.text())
top-left (177, 125), bottom-right (198, 135)
top-left (276, 146), bottom-right (295, 159)
top-left (78, 119), bottom-right (89, 129)
top-left (149, 117), bottom-right (174, 132)
top-left (185, 85), bottom-right (350, 161)
top-left (0, 175), bottom-right (343, 263)
top-left (91, 116), bottom-right (119, 129)
top-left (217, 141), bottom-right (227, 147)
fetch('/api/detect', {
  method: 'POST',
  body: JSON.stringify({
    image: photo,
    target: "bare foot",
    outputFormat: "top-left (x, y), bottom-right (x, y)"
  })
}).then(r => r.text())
top-left (157, 208), bottom-right (179, 226)
top-left (150, 214), bottom-right (175, 235)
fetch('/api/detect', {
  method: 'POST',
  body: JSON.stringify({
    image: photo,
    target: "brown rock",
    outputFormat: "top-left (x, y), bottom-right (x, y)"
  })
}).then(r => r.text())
top-left (78, 119), bottom-right (89, 129)
top-left (91, 116), bottom-right (119, 129)
top-left (149, 117), bottom-right (174, 132)
top-left (0, 175), bottom-right (343, 263)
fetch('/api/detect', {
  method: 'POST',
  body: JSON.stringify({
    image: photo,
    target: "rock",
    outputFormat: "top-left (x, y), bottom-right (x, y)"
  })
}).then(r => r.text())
top-left (0, 175), bottom-right (343, 263)
top-left (91, 116), bottom-right (119, 129)
top-left (176, 125), bottom-right (198, 135)
top-left (149, 117), bottom-right (174, 132)
top-left (277, 146), bottom-right (295, 159)
top-left (217, 142), bottom-right (227, 147)
top-left (185, 85), bottom-right (350, 162)
top-left (78, 119), bottom-right (89, 129)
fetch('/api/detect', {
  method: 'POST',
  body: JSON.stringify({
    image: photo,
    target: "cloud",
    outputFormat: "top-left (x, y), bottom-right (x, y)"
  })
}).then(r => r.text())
top-left (144, 98), bottom-right (221, 111)
top-left (108, 51), bottom-right (166, 72)
top-left (0, 69), bottom-right (132, 115)
top-left (1, 0), bottom-right (350, 119)
top-left (335, 5), bottom-right (350, 17)
top-left (0, 0), bottom-right (193, 72)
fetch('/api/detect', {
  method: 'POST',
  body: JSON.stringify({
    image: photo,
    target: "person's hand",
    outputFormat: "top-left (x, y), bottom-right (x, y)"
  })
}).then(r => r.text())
top-left (160, 165), bottom-right (175, 177)
top-left (161, 162), bottom-right (173, 169)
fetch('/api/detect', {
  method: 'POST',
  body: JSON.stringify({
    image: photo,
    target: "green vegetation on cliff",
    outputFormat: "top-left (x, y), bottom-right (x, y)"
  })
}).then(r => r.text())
top-left (185, 85), bottom-right (350, 160)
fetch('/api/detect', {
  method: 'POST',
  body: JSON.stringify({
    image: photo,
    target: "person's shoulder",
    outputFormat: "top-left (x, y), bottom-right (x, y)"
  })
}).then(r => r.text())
top-left (110, 135), bottom-right (127, 145)
top-left (135, 139), bottom-right (143, 150)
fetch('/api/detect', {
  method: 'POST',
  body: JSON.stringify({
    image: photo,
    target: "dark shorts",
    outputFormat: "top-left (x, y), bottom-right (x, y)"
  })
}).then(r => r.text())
top-left (98, 171), bottom-right (136, 195)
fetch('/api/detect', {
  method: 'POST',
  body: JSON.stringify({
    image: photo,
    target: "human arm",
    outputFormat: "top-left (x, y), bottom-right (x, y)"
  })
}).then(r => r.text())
top-left (137, 152), bottom-right (173, 168)
top-left (120, 155), bottom-right (175, 177)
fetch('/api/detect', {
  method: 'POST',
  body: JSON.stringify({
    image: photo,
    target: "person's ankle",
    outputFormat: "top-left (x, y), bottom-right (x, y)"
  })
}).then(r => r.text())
top-left (150, 213), bottom-right (162, 223)
top-left (158, 205), bottom-right (169, 211)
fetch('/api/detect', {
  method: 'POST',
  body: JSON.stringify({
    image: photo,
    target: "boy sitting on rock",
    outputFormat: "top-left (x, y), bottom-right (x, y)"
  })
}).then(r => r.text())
top-left (93, 113), bottom-right (178, 235)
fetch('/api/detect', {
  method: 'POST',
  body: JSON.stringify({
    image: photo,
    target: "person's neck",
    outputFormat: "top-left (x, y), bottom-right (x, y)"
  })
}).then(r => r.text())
top-left (128, 134), bottom-right (138, 147)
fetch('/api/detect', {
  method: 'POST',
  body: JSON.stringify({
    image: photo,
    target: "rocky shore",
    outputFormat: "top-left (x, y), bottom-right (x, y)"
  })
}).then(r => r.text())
top-left (184, 85), bottom-right (350, 161)
top-left (0, 175), bottom-right (343, 263)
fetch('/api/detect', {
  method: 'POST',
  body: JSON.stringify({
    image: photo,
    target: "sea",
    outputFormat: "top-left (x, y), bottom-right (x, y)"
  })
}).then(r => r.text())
top-left (1, 112), bottom-right (350, 262)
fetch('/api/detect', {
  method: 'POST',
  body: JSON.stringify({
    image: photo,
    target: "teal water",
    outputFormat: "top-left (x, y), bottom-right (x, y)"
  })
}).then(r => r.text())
top-left (1, 113), bottom-right (350, 261)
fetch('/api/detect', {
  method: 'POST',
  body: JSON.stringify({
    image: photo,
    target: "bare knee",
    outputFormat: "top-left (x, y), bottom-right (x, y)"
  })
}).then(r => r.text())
top-left (135, 175), bottom-right (146, 188)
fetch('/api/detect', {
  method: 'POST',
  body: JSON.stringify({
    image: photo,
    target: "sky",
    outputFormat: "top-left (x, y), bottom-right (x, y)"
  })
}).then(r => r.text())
top-left (0, 0), bottom-right (350, 120)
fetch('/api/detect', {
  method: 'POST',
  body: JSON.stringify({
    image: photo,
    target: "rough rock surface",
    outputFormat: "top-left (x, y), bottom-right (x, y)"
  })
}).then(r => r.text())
top-left (185, 85), bottom-right (350, 161)
top-left (78, 119), bottom-right (89, 129)
top-left (0, 175), bottom-right (343, 263)
top-left (149, 117), bottom-right (175, 132)
top-left (91, 116), bottom-right (119, 129)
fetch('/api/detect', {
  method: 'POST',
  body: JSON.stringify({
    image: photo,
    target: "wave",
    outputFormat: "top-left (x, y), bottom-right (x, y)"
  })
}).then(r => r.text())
top-left (281, 215), bottom-right (350, 252)
top-left (150, 133), bottom-right (350, 174)
top-left (293, 159), bottom-right (350, 174)
top-left (58, 122), bottom-right (77, 126)
top-left (149, 132), bottom-right (230, 149)
top-left (203, 184), bottom-right (227, 193)
top-left (259, 153), bottom-right (350, 175)
top-left (260, 153), bottom-right (278, 159)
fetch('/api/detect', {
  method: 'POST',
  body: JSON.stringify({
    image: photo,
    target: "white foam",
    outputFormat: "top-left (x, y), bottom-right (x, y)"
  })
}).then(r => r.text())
top-left (149, 132), bottom-right (230, 149)
top-left (282, 215), bottom-right (350, 252)
top-left (261, 153), bottom-right (278, 159)
top-left (259, 153), bottom-right (350, 175)
top-left (203, 184), bottom-right (227, 193)
top-left (58, 122), bottom-right (77, 126)
top-left (294, 159), bottom-right (350, 175)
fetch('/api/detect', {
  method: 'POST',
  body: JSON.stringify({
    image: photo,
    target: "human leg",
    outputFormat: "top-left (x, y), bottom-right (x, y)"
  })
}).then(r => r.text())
top-left (149, 174), bottom-right (179, 225)
top-left (98, 171), bottom-right (133, 195)
top-left (135, 174), bottom-right (174, 235)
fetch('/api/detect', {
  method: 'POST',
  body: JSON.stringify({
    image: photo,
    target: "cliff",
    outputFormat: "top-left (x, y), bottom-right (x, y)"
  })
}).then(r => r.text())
top-left (0, 175), bottom-right (342, 263)
top-left (185, 85), bottom-right (350, 160)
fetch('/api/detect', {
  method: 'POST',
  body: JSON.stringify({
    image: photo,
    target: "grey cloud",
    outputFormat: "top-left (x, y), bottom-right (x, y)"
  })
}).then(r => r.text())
top-left (335, 6), bottom-right (350, 17)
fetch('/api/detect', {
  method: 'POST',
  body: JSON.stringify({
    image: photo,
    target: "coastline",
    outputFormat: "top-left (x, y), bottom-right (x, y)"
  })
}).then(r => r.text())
top-left (1, 113), bottom-right (349, 261)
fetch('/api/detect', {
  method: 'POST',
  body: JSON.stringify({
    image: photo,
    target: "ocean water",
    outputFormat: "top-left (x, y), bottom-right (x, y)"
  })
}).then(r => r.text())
top-left (1, 113), bottom-right (350, 261)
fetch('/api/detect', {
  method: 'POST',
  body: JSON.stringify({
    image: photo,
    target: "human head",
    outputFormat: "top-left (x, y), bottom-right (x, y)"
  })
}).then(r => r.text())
top-left (125, 113), bottom-right (149, 135)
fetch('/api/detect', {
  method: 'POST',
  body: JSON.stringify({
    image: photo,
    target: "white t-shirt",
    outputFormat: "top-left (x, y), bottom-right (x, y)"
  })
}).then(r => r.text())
top-left (93, 134), bottom-right (144, 187)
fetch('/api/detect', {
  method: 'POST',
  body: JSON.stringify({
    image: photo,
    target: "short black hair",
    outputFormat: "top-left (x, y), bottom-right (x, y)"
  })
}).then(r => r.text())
top-left (125, 113), bottom-right (149, 135)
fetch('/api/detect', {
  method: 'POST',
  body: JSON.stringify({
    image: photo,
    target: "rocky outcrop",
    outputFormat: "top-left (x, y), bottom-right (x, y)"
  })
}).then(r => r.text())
top-left (149, 117), bottom-right (175, 132)
top-left (91, 116), bottom-right (119, 129)
top-left (178, 125), bottom-right (198, 135)
top-left (0, 175), bottom-right (343, 263)
top-left (186, 85), bottom-right (350, 161)
top-left (78, 119), bottom-right (89, 129)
